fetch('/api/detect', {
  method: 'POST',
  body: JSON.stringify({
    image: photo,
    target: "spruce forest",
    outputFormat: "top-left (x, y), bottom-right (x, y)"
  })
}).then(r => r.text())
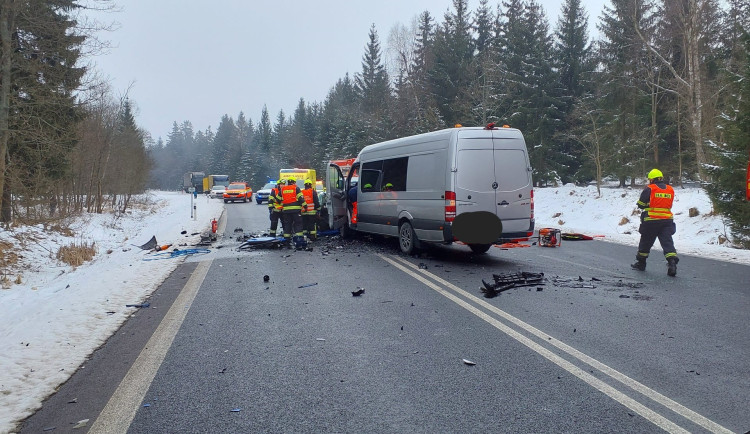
top-left (1, 0), bottom-right (749, 244)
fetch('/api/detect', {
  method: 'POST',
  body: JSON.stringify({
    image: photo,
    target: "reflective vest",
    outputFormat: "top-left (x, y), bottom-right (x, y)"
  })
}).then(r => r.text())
top-left (268, 188), bottom-right (276, 210)
top-left (281, 185), bottom-right (302, 211)
top-left (301, 189), bottom-right (316, 215)
top-left (270, 187), bottom-right (283, 211)
top-left (645, 184), bottom-right (675, 220)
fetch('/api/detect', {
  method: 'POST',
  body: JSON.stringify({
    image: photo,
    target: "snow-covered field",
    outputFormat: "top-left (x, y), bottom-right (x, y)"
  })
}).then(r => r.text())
top-left (0, 185), bottom-right (747, 433)
top-left (0, 192), bottom-right (224, 433)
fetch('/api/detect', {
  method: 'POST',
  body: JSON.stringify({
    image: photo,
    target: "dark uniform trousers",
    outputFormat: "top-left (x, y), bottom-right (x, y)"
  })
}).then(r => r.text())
top-left (637, 219), bottom-right (677, 259)
top-left (269, 210), bottom-right (283, 236)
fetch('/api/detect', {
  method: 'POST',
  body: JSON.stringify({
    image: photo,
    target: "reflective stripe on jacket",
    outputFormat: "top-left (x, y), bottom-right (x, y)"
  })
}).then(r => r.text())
top-left (643, 183), bottom-right (675, 220)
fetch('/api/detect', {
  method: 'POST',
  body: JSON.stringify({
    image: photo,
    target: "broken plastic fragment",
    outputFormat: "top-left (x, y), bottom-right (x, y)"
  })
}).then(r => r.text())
top-left (462, 359), bottom-right (476, 366)
top-left (72, 419), bottom-right (89, 429)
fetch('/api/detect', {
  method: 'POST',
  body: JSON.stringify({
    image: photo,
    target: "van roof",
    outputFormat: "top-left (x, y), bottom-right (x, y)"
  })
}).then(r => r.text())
top-left (359, 126), bottom-right (524, 156)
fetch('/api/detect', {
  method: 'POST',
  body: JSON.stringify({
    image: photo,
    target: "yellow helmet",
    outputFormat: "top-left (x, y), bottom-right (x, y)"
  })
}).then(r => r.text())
top-left (647, 169), bottom-right (663, 180)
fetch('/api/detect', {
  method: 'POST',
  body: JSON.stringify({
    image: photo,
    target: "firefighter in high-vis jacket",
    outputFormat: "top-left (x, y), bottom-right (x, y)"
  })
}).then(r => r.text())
top-left (268, 181), bottom-right (285, 237)
top-left (631, 169), bottom-right (679, 276)
top-left (281, 178), bottom-right (306, 248)
top-left (301, 180), bottom-right (320, 240)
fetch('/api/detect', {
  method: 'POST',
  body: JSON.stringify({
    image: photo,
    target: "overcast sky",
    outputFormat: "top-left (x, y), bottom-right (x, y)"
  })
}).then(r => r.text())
top-left (85, 0), bottom-right (607, 142)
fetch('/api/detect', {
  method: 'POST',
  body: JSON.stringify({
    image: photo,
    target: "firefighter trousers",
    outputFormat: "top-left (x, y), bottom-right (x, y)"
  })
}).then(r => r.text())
top-left (302, 213), bottom-right (317, 239)
top-left (269, 210), bottom-right (283, 236)
top-left (636, 219), bottom-right (677, 261)
top-left (281, 211), bottom-right (303, 240)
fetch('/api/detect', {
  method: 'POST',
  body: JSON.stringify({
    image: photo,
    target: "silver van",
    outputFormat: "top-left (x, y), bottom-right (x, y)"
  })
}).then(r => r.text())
top-left (326, 125), bottom-right (535, 254)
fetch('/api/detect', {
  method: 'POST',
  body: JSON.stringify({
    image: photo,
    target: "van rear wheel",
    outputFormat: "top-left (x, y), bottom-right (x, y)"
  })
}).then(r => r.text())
top-left (469, 243), bottom-right (492, 254)
top-left (399, 221), bottom-right (417, 255)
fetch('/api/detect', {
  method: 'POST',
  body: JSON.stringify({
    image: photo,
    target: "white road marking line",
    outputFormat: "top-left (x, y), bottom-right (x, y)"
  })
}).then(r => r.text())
top-left (383, 254), bottom-right (733, 434)
top-left (89, 260), bottom-right (212, 434)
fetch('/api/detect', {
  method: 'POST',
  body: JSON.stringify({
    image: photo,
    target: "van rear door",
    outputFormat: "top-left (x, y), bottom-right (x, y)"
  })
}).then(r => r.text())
top-left (492, 133), bottom-right (532, 234)
top-left (454, 130), bottom-right (531, 234)
top-left (454, 132), bottom-right (496, 217)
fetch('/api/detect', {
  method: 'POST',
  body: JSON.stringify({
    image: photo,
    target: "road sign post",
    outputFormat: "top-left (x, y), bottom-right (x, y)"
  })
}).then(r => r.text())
top-left (188, 187), bottom-right (196, 219)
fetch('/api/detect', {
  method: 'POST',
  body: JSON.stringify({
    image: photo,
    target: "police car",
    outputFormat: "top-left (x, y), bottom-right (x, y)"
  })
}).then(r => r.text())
top-left (255, 181), bottom-right (278, 205)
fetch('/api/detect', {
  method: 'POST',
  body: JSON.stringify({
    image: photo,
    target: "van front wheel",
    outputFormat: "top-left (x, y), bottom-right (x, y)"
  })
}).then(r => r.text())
top-left (469, 243), bottom-right (492, 254)
top-left (399, 221), bottom-right (417, 255)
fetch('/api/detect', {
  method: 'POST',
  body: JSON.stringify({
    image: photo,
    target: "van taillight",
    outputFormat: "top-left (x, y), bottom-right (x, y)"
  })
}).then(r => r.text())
top-left (445, 191), bottom-right (456, 222)
top-left (530, 189), bottom-right (534, 219)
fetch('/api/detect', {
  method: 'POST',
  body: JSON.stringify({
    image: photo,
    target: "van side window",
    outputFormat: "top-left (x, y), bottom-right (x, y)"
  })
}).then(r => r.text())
top-left (360, 169), bottom-right (381, 192)
top-left (361, 161), bottom-right (383, 192)
top-left (381, 157), bottom-right (408, 191)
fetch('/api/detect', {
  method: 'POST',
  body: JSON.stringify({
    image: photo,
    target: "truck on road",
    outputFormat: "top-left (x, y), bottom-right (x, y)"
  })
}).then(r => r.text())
top-left (182, 172), bottom-right (206, 193)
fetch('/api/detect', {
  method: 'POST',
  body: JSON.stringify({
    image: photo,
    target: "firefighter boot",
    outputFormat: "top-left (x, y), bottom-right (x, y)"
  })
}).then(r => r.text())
top-left (667, 257), bottom-right (678, 277)
top-left (293, 235), bottom-right (307, 250)
top-left (630, 258), bottom-right (646, 271)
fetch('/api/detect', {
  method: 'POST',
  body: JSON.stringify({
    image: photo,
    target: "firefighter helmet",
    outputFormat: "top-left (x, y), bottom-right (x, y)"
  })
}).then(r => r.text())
top-left (647, 169), bottom-right (663, 180)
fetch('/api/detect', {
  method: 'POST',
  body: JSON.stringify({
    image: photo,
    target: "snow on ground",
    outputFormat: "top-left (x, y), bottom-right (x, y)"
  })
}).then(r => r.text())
top-left (0, 185), bottom-right (748, 433)
top-left (0, 192), bottom-right (224, 434)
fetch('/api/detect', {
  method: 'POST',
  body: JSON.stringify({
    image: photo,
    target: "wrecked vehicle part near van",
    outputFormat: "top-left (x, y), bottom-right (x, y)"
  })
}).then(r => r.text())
top-left (481, 272), bottom-right (546, 298)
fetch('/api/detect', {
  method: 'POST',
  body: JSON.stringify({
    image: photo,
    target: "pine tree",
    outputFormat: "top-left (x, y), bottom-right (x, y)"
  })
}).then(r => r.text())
top-left (597, 0), bottom-right (654, 185)
top-left (462, 0), bottom-right (498, 126)
top-left (554, 0), bottom-right (591, 105)
top-left (355, 24), bottom-right (391, 119)
top-left (706, 27), bottom-right (750, 245)
top-left (496, 0), bottom-right (563, 184)
top-left (109, 99), bottom-right (151, 211)
top-left (552, 0), bottom-right (594, 182)
top-left (1, 0), bottom-right (87, 220)
top-left (430, 0), bottom-right (474, 125)
top-left (410, 11), bottom-right (443, 131)
top-left (212, 115), bottom-right (237, 178)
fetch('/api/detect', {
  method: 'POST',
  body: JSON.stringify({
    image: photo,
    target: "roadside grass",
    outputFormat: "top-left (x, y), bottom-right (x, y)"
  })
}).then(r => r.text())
top-left (56, 241), bottom-right (96, 268)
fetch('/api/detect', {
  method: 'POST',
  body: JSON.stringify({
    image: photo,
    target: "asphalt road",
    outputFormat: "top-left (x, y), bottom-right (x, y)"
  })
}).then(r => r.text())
top-left (17, 200), bottom-right (750, 433)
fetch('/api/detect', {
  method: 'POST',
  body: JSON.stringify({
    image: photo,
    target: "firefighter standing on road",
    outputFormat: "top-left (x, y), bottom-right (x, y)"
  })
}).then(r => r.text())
top-left (268, 181), bottom-right (284, 237)
top-left (631, 169), bottom-right (679, 276)
top-left (301, 180), bottom-right (320, 240)
top-left (281, 178), bottom-right (306, 248)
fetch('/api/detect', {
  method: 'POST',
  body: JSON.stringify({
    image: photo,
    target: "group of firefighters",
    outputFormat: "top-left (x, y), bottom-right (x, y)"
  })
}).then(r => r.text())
top-left (267, 178), bottom-right (320, 249)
